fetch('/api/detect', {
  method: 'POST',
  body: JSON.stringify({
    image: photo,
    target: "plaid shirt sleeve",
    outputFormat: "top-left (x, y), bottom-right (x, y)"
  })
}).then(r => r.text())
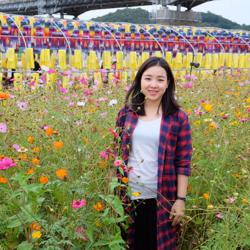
top-left (174, 112), bottom-right (192, 176)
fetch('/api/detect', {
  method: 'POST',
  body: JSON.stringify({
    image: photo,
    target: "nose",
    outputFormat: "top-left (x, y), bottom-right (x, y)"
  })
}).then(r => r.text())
top-left (149, 79), bottom-right (158, 88)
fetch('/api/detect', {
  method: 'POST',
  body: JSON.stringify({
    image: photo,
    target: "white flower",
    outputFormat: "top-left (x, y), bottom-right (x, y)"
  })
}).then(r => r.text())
top-left (108, 99), bottom-right (118, 106)
top-left (77, 101), bottom-right (86, 107)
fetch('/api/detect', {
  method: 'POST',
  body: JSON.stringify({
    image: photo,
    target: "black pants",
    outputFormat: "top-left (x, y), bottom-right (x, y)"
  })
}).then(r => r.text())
top-left (132, 199), bottom-right (157, 250)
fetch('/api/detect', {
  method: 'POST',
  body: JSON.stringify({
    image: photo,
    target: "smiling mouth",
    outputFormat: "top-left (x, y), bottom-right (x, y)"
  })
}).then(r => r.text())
top-left (148, 90), bottom-right (159, 95)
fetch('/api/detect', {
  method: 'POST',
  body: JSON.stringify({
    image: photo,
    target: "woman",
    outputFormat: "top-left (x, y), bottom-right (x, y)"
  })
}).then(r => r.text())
top-left (115, 56), bottom-right (192, 250)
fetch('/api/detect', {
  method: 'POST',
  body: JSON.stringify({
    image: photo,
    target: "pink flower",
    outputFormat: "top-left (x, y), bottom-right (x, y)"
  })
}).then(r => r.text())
top-left (221, 114), bottom-right (229, 120)
top-left (215, 212), bottom-right (224, 219)
top-left (108, 128), bottom-right (118, 139)
top-left (239, 118), bottom-right (248, 123)
top-left (12, 144), bottom-right (21, 151)
top-left (75, 226), bottom-right (88, 241)
top-left (16, 101), bottom-right (28, 111)
top-left (72, 199), bottom-right (87, 210)
top-left (99, 151), bottom-right (109, 160)
top-left (0, 157), bottom-right (16, 170)
top-left (100, 112), bottom-right (108, 118)
top-left (0, 123), bottom-right (7, 133)
top-left (114, 159), bottom-right (123, 167)
top-left (194, 108), bottom-right (204, 116)
top-left (47, 69), bottom-right (56, 74)
top-left (183, 82), bottom-right (193, 89)
top-left (226, 197), bottom-right (236, 204)
top-left (83, 89), bottom-right (92, 96)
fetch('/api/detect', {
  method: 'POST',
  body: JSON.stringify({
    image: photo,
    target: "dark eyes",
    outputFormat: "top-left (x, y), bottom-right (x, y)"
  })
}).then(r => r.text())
top-left (144, 78), bottom-right (165, 82)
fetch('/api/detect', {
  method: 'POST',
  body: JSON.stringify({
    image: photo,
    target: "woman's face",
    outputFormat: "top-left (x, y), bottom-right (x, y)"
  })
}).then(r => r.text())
top-left (140, 65), bottom-right (168, 105)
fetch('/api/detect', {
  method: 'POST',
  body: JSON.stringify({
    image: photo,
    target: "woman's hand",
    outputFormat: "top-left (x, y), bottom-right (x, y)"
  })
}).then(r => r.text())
top-left (169, 199), bottom-right (185, 226)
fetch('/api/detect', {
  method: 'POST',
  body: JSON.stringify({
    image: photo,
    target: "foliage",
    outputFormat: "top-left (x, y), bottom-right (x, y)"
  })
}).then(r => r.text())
top-left (0, 68), bottom-right (249, 249)
top-left (92, 8), bottom-right (151, 24)
top-left (92, 7), bottom-right (250, 30)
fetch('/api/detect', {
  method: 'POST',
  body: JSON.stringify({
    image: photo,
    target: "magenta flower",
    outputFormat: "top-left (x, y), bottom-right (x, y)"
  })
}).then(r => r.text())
top-left (0, 123), bottom-right (7, 133)
top-left (183, 82), bottom-right (193, 89)
top-left (0, 157), bottom-right (16, 170)
top-left (100, 151), bottom-right (109, 160)
top-left (72, 199), bottom-right (87, 210)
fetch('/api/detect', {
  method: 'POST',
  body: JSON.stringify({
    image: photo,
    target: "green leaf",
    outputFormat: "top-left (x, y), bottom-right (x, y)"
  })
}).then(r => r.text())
top-left (17, 241), bottom-right (33, 250)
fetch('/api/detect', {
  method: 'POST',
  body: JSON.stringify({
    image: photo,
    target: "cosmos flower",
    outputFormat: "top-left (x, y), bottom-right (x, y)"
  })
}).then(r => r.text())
top-left (0, 123), bottom-right (7, 133)
top-left (72, 199), bottom-right (87, 210)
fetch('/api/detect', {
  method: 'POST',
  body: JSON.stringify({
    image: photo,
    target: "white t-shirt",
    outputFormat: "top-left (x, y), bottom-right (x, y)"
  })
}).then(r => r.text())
top-left (128, 116), bottom-right (161, 200)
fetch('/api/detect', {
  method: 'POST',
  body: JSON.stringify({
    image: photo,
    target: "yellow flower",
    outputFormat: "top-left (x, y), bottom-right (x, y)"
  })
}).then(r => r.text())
top-left (32, 230), bottom-right (42, 239)
top-left (202, 103), bottom-right (213, 112)
top-left (99, 160), bottom-right (108, 169)
top-left (242, 198), bottom-right (249, 204)
top-left (132, 192), bottom-right (141, 197)
top-left (230, 121), bottom-right (239, 126)
top-left (53, 141), bottom-right (64, 149)
top-left (27, 136), bottom-right (35, 144)
top-left (32, 147), bottom-right (40, 153)
top-left (82, 137), bottom-right (89, 145)
top-left (19, 153), bottom-right (28, 161)
top-left (207, 204), bottom-right (214, 209)
top-left (209, 121), bottom-right (218, 129)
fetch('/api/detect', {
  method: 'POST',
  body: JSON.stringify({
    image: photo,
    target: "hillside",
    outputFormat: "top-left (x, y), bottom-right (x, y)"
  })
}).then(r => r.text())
top-left (92, 8), bottom-right (250, 31)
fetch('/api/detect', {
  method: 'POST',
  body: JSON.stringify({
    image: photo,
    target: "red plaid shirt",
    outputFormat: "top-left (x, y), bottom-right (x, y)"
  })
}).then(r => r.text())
top-left (115, 106), bottom-right (192, 250)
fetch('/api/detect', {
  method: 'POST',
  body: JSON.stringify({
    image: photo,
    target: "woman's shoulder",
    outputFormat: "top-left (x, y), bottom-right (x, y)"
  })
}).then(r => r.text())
top-left (170, 108), bottom-right (190, 123)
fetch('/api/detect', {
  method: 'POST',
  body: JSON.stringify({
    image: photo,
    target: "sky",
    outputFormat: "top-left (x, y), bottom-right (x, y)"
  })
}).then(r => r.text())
top-left (78, 0), bottom-right (250, 25)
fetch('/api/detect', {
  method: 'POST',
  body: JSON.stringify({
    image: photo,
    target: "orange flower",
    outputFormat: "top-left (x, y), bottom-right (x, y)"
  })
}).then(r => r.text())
top-left (45, 127), bottom-right (54, 136)
top-left (26, 168), bottom-right (35, 175)
top-left (19, 153), bottom-right (28, 161)
top-left (32, 147), bottom-right (40, 153)
top-left (121, 177), bottom-right (129, 184)
top-left (32, 158), bottom-right (40, 165)
top-left (27, 136), bottom-right (35, 144)
top-left (56, 168), bottom-right (68, 180)
top-left (0, 92), bottom-right (10, 100)
top-left (39, 175), bottom-right (49, 184)
top-left (30, 222), bottom-right (41, 231)
top-left (53, 141), bottom-right (64, 149)
top-left (93, 202), bottom-right (105, 212)
top-left (0, 176), bottom-right (8, 184)
top-left (202, 193), bottom-right (210, 200)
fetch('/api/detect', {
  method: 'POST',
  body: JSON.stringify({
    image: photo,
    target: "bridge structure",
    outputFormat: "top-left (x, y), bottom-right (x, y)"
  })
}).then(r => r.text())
top-left (0, 0), bottom-right (213, 19)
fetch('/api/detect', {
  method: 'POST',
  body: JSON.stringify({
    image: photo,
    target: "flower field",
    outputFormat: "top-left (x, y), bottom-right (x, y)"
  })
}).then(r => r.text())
top-left (0, 69), bottom-right (249, 250)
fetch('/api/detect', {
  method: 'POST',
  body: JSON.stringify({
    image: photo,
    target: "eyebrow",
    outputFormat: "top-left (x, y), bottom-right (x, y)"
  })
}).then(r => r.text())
top-left (143, 74), bottom-right (167, 78)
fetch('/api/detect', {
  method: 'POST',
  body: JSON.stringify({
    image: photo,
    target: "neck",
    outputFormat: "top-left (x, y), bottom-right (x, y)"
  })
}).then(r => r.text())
top-left (144, 100), bottom-right (162, 115)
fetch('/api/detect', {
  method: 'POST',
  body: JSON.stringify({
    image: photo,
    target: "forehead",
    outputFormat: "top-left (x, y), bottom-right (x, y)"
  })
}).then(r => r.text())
top-left (142, 65), bottom-right (167, 77)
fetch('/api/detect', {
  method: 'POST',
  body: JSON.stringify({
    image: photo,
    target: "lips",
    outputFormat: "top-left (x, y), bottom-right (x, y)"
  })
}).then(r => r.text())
top-left (147, 90), bottom-right (159, 95)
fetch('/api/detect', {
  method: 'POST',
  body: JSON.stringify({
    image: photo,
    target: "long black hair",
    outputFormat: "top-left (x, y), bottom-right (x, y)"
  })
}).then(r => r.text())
top-left (125, 56), bottom-right (180, 116)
